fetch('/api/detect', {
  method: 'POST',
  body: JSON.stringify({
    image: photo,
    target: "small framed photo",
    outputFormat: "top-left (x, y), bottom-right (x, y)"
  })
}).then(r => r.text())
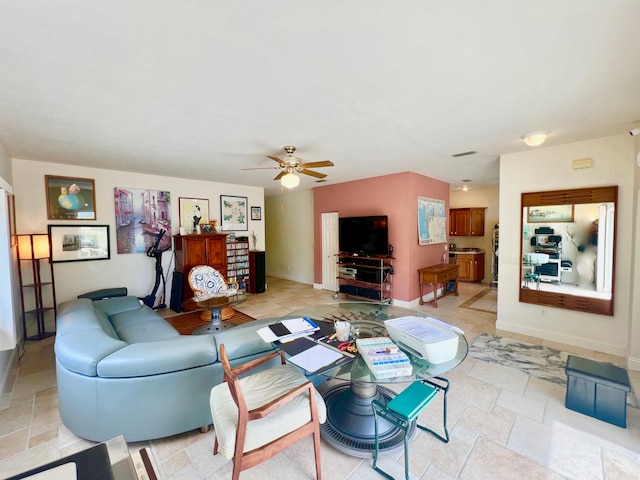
top-left (48, 224), bottom-right (110, 263)
top-left (179, 197), bottom-right (210, 233)
top-left (45, 175), bottom-right (96, 220)
top-left (220, 195), bottom-right (248, 231)
top-left (201, 224), bottom-right (215, 233)
top-left (251, 206), bottom-right (261, 221)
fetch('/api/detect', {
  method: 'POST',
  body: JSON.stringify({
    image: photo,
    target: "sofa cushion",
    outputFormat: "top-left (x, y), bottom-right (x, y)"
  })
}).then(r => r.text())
top-left (109, 308), bottom-right (179, 343)
top-left (97, 335), bottom-right (217, 377)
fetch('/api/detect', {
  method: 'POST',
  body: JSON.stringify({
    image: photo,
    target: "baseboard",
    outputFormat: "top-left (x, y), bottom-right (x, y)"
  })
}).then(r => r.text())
top-left (495, 319), bottom-right (626, 357)
top-left (627, 356), bottom-right (640, 372)
top-left (0, 347), bottom-right (18, 396)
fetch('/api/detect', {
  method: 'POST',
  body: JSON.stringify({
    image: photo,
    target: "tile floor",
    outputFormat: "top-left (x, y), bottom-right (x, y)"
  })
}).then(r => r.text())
top-left (1, 278), bottom-right (639, 479)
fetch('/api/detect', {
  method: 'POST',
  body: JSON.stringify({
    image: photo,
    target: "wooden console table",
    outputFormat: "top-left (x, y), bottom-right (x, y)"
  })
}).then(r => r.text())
top-left (418, 263), bottom-right (459, 307)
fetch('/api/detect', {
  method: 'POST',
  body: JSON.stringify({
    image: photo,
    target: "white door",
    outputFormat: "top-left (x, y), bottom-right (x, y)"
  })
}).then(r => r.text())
top-left (322, 212), bottom-right (339, 291)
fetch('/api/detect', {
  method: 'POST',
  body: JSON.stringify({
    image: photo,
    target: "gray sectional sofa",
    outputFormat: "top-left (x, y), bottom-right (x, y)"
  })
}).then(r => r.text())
top-left (54, 294), bottom-right (275, 442)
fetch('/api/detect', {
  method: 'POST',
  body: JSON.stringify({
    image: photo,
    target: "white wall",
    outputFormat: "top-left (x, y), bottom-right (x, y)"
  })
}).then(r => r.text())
top-left (12, 159), bottom-right (265, 304)
top-left (265, 189), bottom-right (314, 284)
top-left (498, 134), bottom-right (636, 359)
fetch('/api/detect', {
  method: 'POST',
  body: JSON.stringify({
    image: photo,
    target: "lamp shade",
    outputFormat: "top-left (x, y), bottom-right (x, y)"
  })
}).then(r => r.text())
top-left (281, 172), bottom-right (300, 188)
top-left (522, 131), bottom-right (548, 147)
top-left (18, 234), bottom-right (50, 260)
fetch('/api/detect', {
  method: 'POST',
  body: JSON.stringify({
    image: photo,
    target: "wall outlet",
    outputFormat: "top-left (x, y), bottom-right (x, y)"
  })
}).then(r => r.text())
top-left (540, 309), bottom-right (547, 317)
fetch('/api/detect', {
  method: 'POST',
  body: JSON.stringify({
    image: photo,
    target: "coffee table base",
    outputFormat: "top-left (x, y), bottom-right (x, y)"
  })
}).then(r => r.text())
top-left (320, 382), bottom-right (416, 458)
top-left (192, 308), bottom-right (223, 334)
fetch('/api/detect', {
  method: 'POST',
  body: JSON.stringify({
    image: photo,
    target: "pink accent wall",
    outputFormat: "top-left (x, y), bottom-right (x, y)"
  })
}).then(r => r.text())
top-left (313, 172), bottom-right (450, 302)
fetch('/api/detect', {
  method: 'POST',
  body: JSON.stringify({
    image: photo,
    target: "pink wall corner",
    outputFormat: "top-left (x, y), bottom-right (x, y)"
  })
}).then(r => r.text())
top-left (313, 172), bottom-right (450, 302)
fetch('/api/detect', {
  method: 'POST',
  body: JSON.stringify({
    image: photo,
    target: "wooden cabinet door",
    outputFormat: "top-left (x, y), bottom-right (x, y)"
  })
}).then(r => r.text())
top-left (184, 236), bottom-right (208, 266)
top-left (206, 236), bottom-right (227, 270)
top-left (449, 210), bottom-right (455, 236)
top-left (470, 208), bottom-right (485, 236)
top-left (472, 254), bottom-right (485, 280)
top-left (453, 209), bottom-right (470, 236)
top-left (456, 254), bottom-right (472, 280)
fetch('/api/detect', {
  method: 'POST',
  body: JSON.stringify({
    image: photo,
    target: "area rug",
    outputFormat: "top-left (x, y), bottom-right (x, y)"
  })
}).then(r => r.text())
top-left (469, 333), bottom-right (638, 407)
top-left (458, 287), bottom-right (497, 313)
top-left (165, 308), bottom-right (256, 335)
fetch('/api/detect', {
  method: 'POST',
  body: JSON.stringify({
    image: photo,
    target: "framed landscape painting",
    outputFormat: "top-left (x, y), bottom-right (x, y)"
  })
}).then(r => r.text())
top-left (220, 195), bottom-right (248, 231)
top-left (48, 224), bottom-right (110, 262)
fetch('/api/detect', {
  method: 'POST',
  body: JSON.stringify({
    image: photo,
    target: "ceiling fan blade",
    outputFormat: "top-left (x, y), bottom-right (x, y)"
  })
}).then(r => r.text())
top-left (274, 171), bottom-right (286, 180)
top-left (267, 156), bottom-right (286, 165)
top-left (241, 166), bottom-right (280, 171)
top-left (300, 161), bottom-right (334, 168)
top-left (300, 169), bottom-right (327, 179)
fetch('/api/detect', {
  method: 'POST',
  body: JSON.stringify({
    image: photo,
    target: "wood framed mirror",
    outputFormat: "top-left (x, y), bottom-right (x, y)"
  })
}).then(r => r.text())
top-left (520, 186), bottom-right (617, 316)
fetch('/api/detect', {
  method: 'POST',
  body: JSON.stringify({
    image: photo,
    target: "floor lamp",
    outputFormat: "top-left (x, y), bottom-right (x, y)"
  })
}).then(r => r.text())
top-left (17, 233), bottom-right (57, 341)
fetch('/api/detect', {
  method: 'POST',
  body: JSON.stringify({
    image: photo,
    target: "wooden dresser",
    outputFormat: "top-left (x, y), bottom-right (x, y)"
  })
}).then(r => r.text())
top-left (173, 233), bottom-right (228, 311)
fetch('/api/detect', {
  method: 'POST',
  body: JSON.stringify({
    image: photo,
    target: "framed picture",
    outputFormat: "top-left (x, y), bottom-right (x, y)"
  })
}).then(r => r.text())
top-left (527, 205), bottom-right (574, 223)
top-left (220, 195), bottom-right (248, 231)
top-left (7, 193), bottom-right (16, 247)
top-left (251, 206), bottom-right (261, 221)
top-left (48, 224), bottom-right (110, 263)
top-left (179, 197), bottom-right (209, 233)
top-left (201, 224), bottom-right (215, 233)
top-left (45, 175), bottom-right (96, 220)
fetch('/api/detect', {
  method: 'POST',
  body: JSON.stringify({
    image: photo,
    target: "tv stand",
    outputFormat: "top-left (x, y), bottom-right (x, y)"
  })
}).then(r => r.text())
top-left (336, 253), bottom-right (393, 304)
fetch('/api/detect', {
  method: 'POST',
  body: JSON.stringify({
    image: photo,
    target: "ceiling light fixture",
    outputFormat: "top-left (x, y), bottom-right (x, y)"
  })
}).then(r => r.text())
top-left (522, 131), bottom-right (548, 147)
top-left (281, 172), bottom-right (300, 189)
top-left (462, 185), bottom-right (469, 192)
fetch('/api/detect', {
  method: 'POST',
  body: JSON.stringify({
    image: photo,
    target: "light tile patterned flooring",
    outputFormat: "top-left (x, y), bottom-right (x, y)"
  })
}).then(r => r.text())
top-left (1, 278), bottom-right (639, 479)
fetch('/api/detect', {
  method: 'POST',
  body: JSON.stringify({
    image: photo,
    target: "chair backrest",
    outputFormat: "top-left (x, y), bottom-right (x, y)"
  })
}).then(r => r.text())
top-left (219, 344), bottom-right (248, 416)
top-left (188, 265), bottom-right (229, 301)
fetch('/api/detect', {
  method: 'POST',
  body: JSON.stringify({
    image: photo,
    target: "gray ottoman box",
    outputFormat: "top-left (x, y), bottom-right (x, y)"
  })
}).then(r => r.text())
top-left (564, 355), bottom-right (631, 428)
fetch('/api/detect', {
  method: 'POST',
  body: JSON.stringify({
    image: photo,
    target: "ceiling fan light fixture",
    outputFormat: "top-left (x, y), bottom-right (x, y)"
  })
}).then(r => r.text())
top-left (281, 172), bottom-right (300, 188)
top-left (522, 131), bottom-right (548, 147)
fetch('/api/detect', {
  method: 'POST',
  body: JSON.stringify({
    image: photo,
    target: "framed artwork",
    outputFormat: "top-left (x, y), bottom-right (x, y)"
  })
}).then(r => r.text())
top-left (7, 193), bottom-right (16, 246)
top-left (418, 196), bottom-right (446, 245)
top-left (251, 206), bottom-right (261, 221)
top-left (220, 195), bottom-right (248, 231)
top-left (179, 197), bottom-right (210, 233)
top-left (114, 187), bottom-right (171, 254)
top-left (527, 205), bottom-right (574, 223)
top-left (45, 175), bottom-right (96, 220)
top-left (48, 224), bottom-right (110, 263)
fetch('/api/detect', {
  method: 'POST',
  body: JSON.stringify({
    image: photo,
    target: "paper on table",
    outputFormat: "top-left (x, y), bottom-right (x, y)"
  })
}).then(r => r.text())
top-left (282, 317), bottom-right (319, 333)
top-left (287, 344), bottom-right (344, 372)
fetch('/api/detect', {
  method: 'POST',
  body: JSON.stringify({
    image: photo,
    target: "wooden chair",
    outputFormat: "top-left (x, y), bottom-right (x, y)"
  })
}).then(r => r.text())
top-left (210, 344), bottom-right (326, 480)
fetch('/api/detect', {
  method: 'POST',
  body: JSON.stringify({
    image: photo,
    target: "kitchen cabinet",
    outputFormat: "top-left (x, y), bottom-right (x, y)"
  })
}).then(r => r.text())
top-left (173, 233), bottom-right (228, 310)
top-left (449, 208), bottom-right (485, 236)
top-left (454, 253), bottom-right (485, 281)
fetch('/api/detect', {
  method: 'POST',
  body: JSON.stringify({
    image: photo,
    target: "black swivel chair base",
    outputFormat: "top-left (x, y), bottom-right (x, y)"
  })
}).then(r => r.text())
top-left (372, 376), bottom-right (450, 480)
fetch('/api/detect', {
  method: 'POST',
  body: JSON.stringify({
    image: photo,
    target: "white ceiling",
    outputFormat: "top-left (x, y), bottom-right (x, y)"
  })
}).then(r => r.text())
top-left (1, 1), bottom-right (639, 197)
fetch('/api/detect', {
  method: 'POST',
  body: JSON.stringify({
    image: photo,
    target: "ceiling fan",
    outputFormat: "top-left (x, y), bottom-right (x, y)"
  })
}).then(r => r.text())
top-left (243, 145), bottom-right (334, 187)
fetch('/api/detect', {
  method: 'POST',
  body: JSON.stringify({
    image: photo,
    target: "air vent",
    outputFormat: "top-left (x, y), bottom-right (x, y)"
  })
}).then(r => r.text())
top-left (452, 151), bottom-right (477, 158)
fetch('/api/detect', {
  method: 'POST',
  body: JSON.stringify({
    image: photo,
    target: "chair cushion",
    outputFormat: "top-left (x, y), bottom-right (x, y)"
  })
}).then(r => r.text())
top-left (190, 266), bottom-right (238, 301)
top-left (210, 364), bottom-right (327, 460)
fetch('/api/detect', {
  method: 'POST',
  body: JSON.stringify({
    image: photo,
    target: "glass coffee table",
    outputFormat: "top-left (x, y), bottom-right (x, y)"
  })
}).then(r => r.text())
top-left (276, 302), bottom-right (468, 458)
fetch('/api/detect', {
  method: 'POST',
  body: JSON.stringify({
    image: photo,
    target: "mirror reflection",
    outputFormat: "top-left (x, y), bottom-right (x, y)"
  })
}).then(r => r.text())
top-left (521, 203), bottom-right (614, 300)
top-left (519, 185), bottom-right (617, 316)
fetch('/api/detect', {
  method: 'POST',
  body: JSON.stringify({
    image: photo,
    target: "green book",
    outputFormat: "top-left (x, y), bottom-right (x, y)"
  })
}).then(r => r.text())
top-left (387, 381), bottom-right (437, 420)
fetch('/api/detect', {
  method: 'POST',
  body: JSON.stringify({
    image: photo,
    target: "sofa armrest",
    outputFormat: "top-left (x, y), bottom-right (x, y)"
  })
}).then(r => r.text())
top-left (78, 287), bottom-right (128, 301)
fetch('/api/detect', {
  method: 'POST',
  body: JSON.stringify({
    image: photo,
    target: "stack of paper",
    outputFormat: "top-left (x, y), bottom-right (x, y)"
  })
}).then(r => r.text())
top-left (257, 317), bottom-right (320, 343)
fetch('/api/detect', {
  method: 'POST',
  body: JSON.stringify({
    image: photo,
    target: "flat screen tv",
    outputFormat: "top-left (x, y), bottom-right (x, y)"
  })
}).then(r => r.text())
top-left (339, 215), bottom-right (389, 256)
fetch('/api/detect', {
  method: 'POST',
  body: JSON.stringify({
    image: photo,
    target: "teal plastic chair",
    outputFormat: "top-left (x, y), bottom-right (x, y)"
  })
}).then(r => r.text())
top-left (371, 376), bottom-right (450, 479)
